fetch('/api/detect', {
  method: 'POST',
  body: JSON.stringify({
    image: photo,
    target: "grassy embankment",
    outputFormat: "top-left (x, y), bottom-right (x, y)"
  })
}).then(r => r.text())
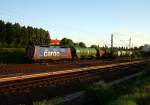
top-left (82, 63), bottom-right (150, 105)
top-left (83, 74), bottom-right (150, 105)
top-left (33, 63), bottom-right (150, 105)
top-left (0, 48), bottom-right (25, 65)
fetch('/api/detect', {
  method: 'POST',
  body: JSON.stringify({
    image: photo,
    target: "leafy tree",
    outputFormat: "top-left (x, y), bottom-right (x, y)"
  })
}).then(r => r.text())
top-left (60, 38), bottom-right (74, 48)
top-left (13, 23), bottom-right (21, 46)
top-left (74, 42), bottom-right (80, 47)
top-left (0, 20), bottom-right (50, 48)
top-left (20, 26), bottom-right (28, 46)
top-left (79, 42), bottom-right (86, 47)
top-left (5, 22), bottom-right (13, 44)
top-left (91, 45), bottom-right (99, 50)
top-left (0, 20), bottom-right (6, 46)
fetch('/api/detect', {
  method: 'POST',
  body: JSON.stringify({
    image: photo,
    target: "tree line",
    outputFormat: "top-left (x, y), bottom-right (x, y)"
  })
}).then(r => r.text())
top-left (60, 38), bottom-right (87, 48)
top-left (0, 20), bottom-right (50, 48)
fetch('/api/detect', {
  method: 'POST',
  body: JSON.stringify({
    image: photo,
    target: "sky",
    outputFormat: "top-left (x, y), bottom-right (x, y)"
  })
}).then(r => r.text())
top-left (0, 0), bottom-right (150, 47)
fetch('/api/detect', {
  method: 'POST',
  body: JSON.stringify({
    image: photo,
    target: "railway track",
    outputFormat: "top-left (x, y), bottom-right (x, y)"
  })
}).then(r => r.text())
top-left (0, 59), bottom-right (149, 95)
top-left (0, 58), bottom-right (141, 76)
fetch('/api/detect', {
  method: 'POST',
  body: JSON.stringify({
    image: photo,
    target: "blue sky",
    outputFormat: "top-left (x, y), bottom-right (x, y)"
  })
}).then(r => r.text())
top-left (0, 0), bottom-right (150, 47)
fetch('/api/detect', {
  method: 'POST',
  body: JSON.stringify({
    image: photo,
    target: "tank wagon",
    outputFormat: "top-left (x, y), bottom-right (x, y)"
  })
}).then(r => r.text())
top-left (113, 50), bottom-right (133, 57)
top-left (72, 47), bottom-right (97, 59)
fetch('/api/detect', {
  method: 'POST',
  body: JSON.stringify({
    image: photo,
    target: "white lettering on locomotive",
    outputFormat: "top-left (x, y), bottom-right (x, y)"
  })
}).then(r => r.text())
top-left (44, 51), bottom-right (60, 57)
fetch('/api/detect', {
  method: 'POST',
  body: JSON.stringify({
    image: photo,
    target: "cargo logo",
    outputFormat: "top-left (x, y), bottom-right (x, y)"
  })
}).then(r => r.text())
top-left (44, 49), bottom-right (60, 57)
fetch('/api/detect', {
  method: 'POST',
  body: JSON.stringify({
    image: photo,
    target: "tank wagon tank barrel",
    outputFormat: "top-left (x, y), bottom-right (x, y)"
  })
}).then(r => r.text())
top-left (72, 47), bottom-right (97, 59)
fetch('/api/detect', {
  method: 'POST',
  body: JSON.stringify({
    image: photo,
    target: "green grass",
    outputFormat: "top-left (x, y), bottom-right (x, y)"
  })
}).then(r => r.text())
top-left (83, 81), bottom-right (111, 105)
top-left (0, 48), bottom-right (25, 64)
top-left (110, 73), bottom-right (150, 105)
top-left (0, 63), bottom-right (7, 67)
top-left (33, 98), bottom-right (63, 105)
top-left (82, 64), bottom-right (150, 105)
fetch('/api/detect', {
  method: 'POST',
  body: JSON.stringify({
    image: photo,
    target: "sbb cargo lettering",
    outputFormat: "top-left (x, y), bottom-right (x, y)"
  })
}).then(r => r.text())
top-left (44, 51), bottom-right (60, 57)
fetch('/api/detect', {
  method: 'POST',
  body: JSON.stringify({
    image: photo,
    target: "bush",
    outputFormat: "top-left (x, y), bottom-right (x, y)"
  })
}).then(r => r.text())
top-left (134, 85), bottom-right (150, 105)
top-left (0, 48), bottom-right (25, 64)
top-left (83, 81), bottom-right (111, 105)
top-left (110, 96), bottom-right (137, 105)
top-left (110, 72), bottom-right (150, 105)
top-left (33, 98), bottom-right (63, 105)
top-left (0, 63), bottom-right (7, 67)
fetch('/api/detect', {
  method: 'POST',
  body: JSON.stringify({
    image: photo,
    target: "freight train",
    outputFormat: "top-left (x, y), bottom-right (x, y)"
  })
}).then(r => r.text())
top-left (25, 45), bottom-right (132, 62)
